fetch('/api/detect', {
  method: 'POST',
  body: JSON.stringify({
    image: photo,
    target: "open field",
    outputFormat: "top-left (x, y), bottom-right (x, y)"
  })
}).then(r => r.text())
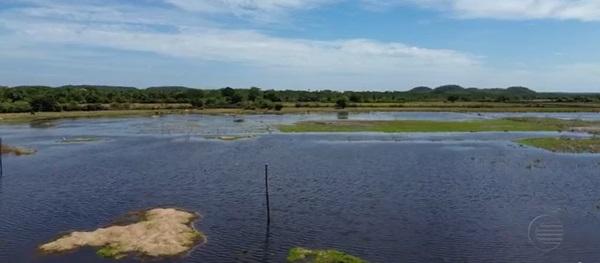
top-left (278, 118), bottom-right (600, 133)
top-left (2, 103), bottom-right (600, 123)
top-left (517, 137), bottom-right (600, 153)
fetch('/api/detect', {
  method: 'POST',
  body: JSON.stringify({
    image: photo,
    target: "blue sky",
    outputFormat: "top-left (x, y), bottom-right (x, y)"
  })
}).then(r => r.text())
top-left (1, 0), bottom-right (600, 91)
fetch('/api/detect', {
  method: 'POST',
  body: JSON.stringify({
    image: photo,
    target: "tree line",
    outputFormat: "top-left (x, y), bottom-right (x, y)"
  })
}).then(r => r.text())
top-left (0, 84), bottom-right (598, 113)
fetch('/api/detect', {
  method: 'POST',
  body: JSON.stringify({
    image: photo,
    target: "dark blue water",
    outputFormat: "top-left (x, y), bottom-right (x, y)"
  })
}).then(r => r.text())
top-left (1, 113), bottom-right (600, 263)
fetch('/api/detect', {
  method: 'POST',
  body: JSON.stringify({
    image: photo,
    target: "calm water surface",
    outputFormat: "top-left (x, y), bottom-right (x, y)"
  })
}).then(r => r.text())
top-left (1, 112), bottom-right (600, 263)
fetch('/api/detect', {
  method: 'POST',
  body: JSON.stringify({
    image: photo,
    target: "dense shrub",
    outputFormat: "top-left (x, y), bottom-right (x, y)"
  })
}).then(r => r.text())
top-left (335, 98), bottom-right (348, 109)
top-left (190, 98), bottom-right (204, 108)
top-left (30, 96), bottom-right (61, 112)
top-left (84, 104), bottom-right (107, 111)
top-left (0, 101), bottom-right (32, 113)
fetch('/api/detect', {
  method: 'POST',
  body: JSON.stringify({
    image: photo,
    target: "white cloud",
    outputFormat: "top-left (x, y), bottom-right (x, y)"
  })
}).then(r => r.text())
top-left (0, 0), bottom-right (483, 90)
top-left (164, 0), bottom-right (337, 21)
top-left (4, 19), bottom-right (478, 75)
top-left (367, 0), bottom-right (600, 21)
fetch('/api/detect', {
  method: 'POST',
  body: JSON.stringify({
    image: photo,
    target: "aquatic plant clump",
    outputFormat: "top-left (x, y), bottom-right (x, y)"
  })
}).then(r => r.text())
top-left (518, 137), bottom-right (600, 153)
top-left (217, 135), bottom-right (251, 141)
top-left (39, 208), bottom-right (205, 259)
top-left (287, 247), bottom-right (366, 263)
top-left (0, 144), bottom-right (36, 156)
top-left (203, 135), bottom-right (254, 141)
top-left (59, 136), bottom-right (100, 143)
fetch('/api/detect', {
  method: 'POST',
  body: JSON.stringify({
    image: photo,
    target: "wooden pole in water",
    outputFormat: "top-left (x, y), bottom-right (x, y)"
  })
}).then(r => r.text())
top-left (265, 164), bottom-right (270, 225)
top-left (0, 137), bottom-right (3, 178)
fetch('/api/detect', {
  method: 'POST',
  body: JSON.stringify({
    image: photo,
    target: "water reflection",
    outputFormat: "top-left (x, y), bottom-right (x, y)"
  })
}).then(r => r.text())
top-left (0, 172), bottom-right (4, 219)
top-left (29, 120), bottom-right (57, 129)
top-left (261, 222), bottom-right (272, 263)
top-left (337, 112), bottom-right (349, 120)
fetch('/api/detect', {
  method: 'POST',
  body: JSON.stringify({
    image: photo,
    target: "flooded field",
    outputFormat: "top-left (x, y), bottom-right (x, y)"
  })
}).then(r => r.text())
top-left (1, 112), bottom-right (600, 262)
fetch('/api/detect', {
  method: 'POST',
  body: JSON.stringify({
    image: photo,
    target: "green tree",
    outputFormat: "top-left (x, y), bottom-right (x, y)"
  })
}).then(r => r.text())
top-left (335, 97), bottom-right (348, 109)
top-left (349, 94), bottom-right (362, 103)
top-left (248, 87), bottom-right (261, 101)
top-left (220, 87), bottom-right (235, 98)
top-left (190, 98), bottom-right (204, 108)
top-left (263, 91), bottom-right (281, 102)
top-left (30, 96), bottom-right (61, 112)
top-left (447, 95), bottom-right (459, 103)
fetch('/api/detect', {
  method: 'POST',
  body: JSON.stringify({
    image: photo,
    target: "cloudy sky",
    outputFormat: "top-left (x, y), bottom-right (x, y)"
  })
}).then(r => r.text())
top-left (1, 0), bottom-right (599, 91)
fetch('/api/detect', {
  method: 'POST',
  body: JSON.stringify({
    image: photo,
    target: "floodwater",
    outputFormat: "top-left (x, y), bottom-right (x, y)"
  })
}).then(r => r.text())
top-left (1, 112), bottom-right (600, 263)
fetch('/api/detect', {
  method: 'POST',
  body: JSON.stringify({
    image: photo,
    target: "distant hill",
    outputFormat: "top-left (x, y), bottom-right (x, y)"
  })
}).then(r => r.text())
top-left (407, 85), bottom-right (537, 96)
top-left (12, 85), bottom-right (54, 90)
top-left (146, 86), bottom-right (194, 92)
top-left (432, 85), bottom-right (465, 94)
top-left (59, 85), bottom-right (138, 91)
top-left (506, 86), bottom-right (536, 95)
top-left (409, 86), bottom-right (432, 93)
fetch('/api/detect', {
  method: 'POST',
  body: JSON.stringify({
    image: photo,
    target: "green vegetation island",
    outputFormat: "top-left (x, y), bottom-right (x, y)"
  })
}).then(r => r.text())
top-left (287, 247), bottom-right (366, 263)
top-left (278, 118), bottom-right (600, 133)
top-left (518, 137), bottom-right (600, 153)
top-left (1, 85), bottom-right (600, 122)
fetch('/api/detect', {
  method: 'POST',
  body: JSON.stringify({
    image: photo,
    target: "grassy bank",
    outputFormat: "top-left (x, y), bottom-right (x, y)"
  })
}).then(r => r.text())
top-left (279, 118), bottom-right (600, 133)
top-left (0, 109), bottom-right (227, 123)
top-left (517, 137), bottom-right (600, 153)
top-left (2, 104), bottom-right (600, 124)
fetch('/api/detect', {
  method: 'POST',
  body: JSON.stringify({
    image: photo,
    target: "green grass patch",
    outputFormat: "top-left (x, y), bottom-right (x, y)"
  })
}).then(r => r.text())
top-left (96, 245), bottom-right (126, 259)
top-left (517, 137), bottom-right (600, 153)
top-left (287, 247), bottom-right (366, 263)
top-left (278, 118), bottom-right (599, 133)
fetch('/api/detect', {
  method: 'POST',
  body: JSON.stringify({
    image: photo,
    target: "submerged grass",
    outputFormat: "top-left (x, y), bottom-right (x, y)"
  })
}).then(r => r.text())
top-left (517, 137), bottom-right (600, 153)
top-left (287, 247), bottom-right (366, 263)
top-left (278, 118), bottom-right (600, 133)
top-left (1, 144), bottom-right (36, 156)
top-left (202, 135), bottom-right (254, 141)
top-left (216, 135), bottom-right (249, 141)
top-left (59, 136), bottom-right (100, 143)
